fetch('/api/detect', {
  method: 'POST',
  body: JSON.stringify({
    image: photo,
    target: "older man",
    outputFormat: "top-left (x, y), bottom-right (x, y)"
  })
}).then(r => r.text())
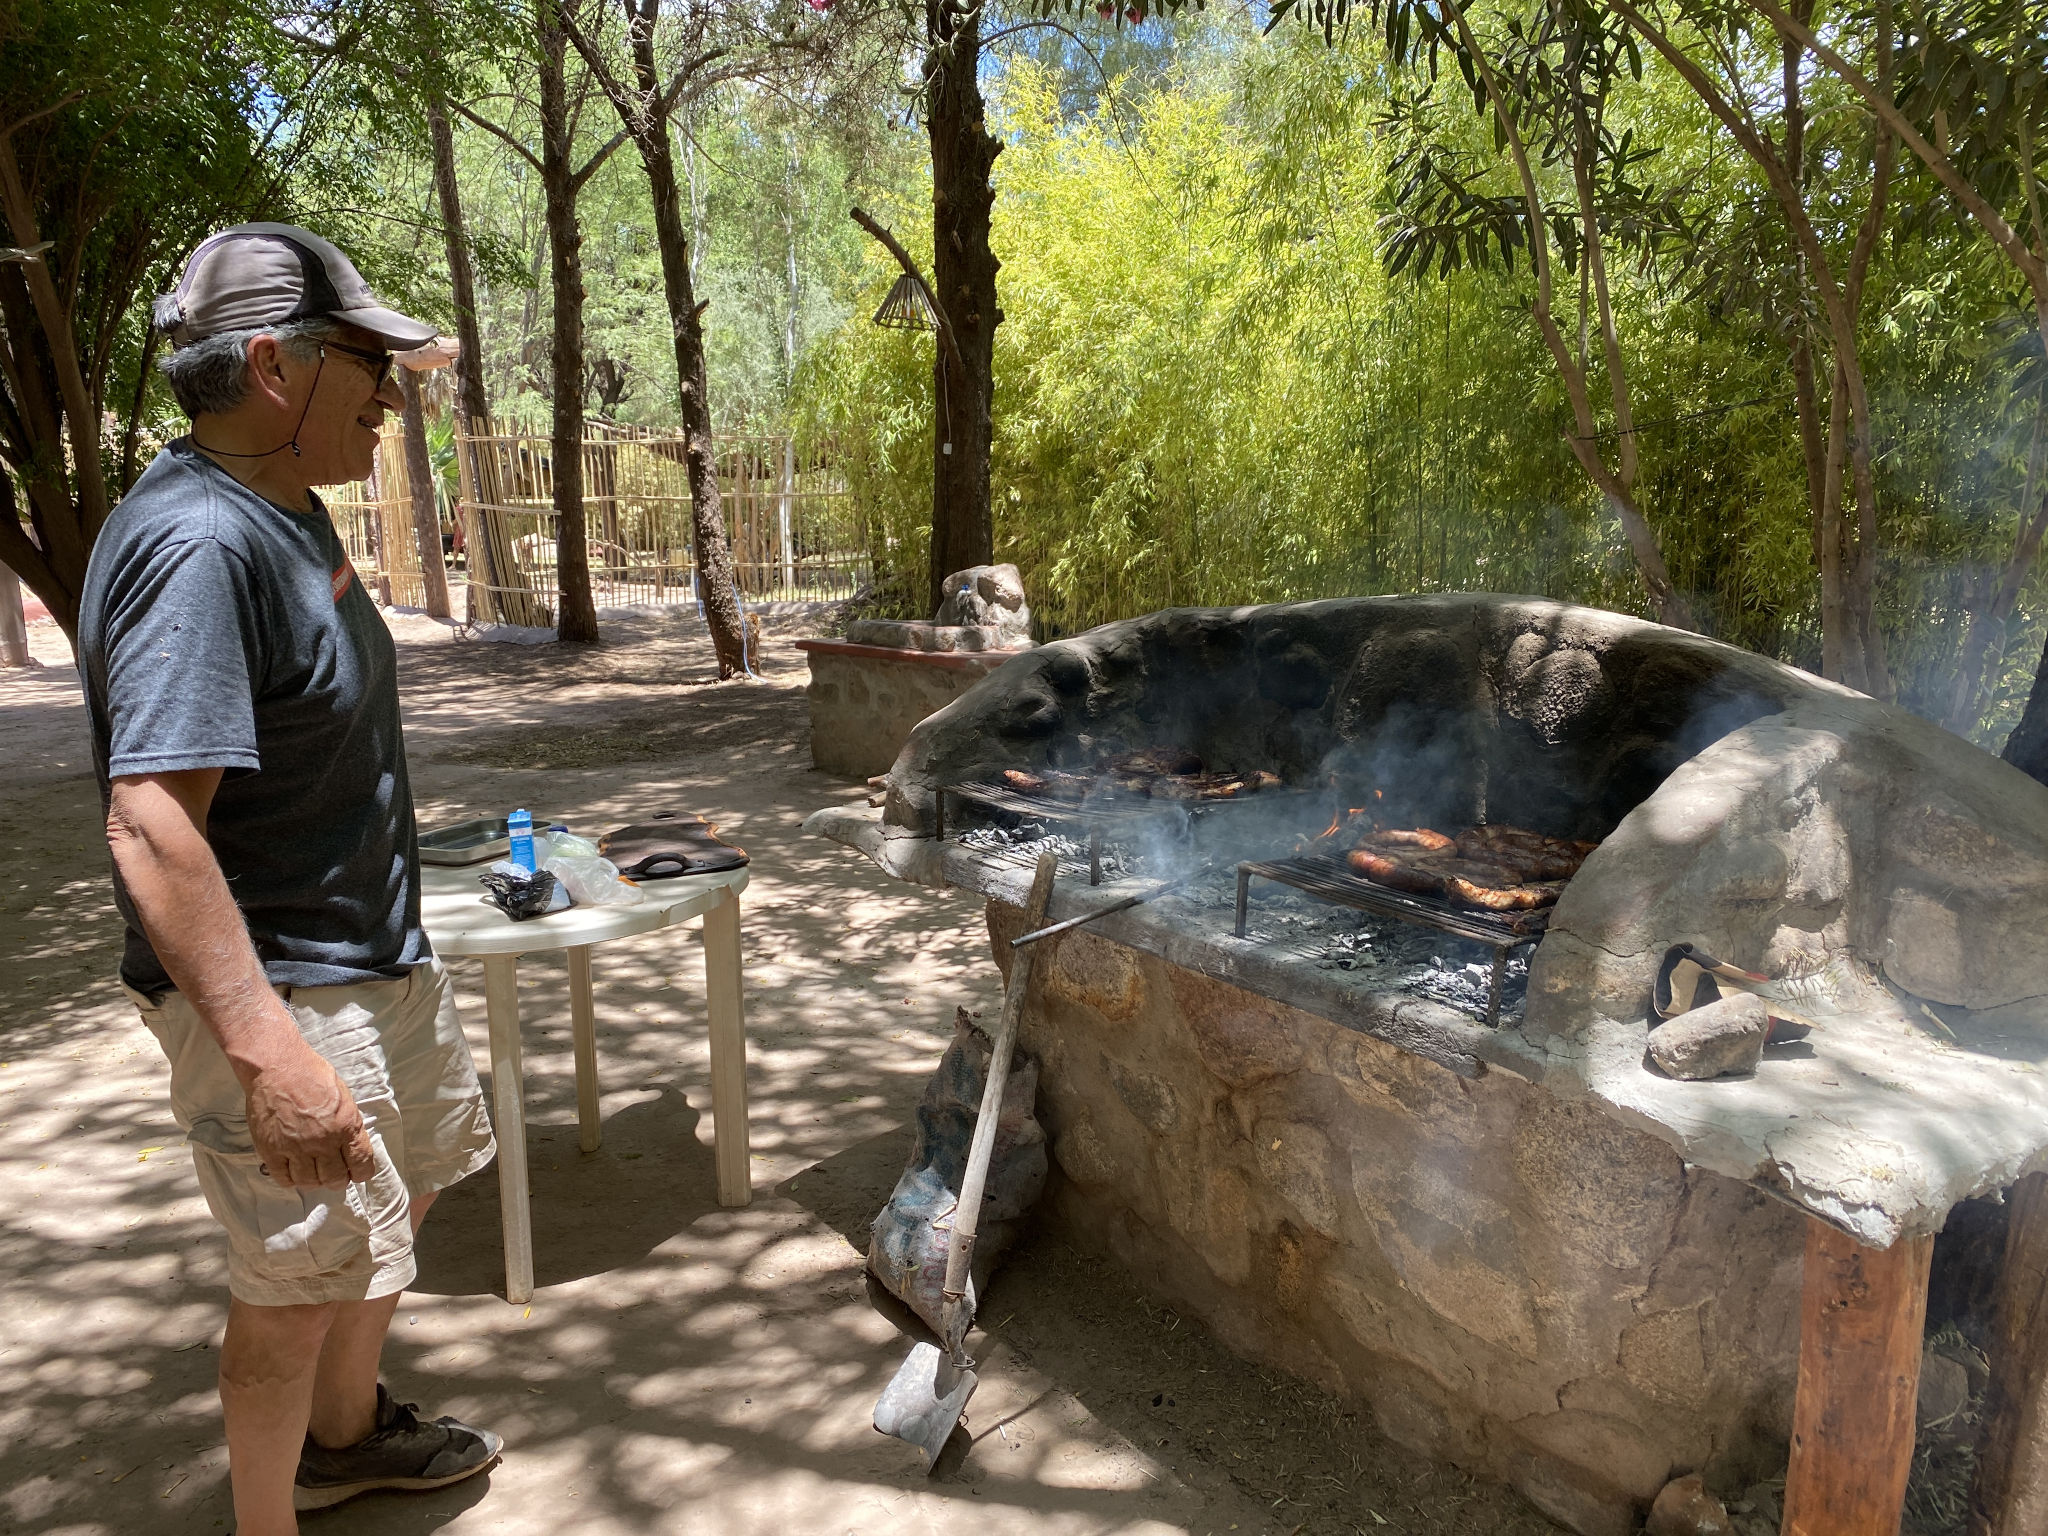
top-left (78, 225), bottom-right (501, 1535)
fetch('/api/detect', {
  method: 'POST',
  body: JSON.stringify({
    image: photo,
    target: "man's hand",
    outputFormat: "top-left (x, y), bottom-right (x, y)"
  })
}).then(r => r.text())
top-left (108, 768), bottom-right (377, 1189)
top-left (245, 1034), bottom-right (378, 1189)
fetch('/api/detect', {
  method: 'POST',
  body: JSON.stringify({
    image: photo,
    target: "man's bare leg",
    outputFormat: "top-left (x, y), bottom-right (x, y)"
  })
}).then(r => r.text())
top-left (306, 1192), bottom-right (438, 1449)
top-left (220, 1298), bottom-right (337, 1536)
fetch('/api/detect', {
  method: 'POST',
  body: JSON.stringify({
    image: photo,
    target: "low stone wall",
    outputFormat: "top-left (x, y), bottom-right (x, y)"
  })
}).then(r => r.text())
top-left (795, 640), bottom-right (1017, 780)
top-left (992, 901), bottom-right (1808, 1536)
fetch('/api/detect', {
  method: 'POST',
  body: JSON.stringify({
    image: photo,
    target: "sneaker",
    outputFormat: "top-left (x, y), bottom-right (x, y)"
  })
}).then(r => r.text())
top-left (294, 1384), bottom-right (503, 1511)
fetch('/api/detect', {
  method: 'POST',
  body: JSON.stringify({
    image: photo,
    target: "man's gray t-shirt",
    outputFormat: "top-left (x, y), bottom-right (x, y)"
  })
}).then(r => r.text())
top-left (79, 440), bottom-right (429, 995)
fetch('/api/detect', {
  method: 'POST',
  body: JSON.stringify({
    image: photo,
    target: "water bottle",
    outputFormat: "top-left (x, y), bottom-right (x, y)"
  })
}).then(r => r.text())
top-left (507, 809), bottom-right (535, 872)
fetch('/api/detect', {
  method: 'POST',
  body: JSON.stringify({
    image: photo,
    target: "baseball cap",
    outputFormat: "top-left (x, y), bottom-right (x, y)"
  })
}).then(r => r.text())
top-left (156, 222), bottom-right (436, 350)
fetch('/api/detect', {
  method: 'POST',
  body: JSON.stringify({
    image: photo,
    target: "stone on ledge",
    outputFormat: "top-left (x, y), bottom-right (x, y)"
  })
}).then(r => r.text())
top-left (1646, 994), bottom-right (1770, 1080)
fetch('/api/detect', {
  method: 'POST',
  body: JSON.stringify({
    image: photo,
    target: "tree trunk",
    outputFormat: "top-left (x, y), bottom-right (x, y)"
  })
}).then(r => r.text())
top-left (617, 7), bottom-right (749, 676)
top-left (1439, 1), bottom-right (1689, 629)
top-left (0, 147), bottom-right (98, 642)
top-left (538, 3), bottom-right (598, 645)
top-left (398, 368), bottom-right (453, 619)
top-left (1782, 10), bottom-right (1831, 581)
top-left (1820, 364), bottom-right (1855, 685)
top-left (1842, 21), bottom-right (1895, 700)
top-left (0, 559), bottom-right (30, 668)
top-left (2002, 636), bottom-right (2048, 783)
top-left (924, 0), bottom-right (1001, 615)
top-left (427, 94), bottom-right (519, 625)
top-left (1613, 0), bottom-right (1893, 671)
top-left (429, 100), bottom-right (492, 442)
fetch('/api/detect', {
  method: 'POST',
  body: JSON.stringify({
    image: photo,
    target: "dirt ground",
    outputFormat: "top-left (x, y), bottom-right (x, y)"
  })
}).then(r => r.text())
top-left (0, 609), bottom-right (1568, 1536)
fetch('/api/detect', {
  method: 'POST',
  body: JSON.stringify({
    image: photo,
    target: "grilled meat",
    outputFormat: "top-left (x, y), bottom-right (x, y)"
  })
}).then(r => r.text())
top-left (1445, 876), bottom-right (1566, 911)
top-left (1360, 827), bottom-right (1454, 852)
top-left (1347, 849), bottom-right (1449, 895)
top-left (998, 752), bottom-right (1282, 804)
top-left (999, 767), bottom-right (1100, 799)
top-left (1150, 769), bottom-right (1284, 801)
top-left (1453, 825), bottom-right (1593, 880)
top-left (1345, 822), bottom-right (1588, 912)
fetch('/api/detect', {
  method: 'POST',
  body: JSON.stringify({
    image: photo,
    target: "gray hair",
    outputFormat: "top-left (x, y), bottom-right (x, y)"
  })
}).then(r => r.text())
top-left (155, 315), bottom-right (340, 418)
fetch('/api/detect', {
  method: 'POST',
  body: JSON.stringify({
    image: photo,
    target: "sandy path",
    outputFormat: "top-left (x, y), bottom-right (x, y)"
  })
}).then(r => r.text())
top-left (0, 613), bottom-right (1559, 1536)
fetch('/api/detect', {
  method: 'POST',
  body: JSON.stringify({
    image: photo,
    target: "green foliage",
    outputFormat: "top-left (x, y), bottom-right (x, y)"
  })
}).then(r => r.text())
top-left (794, 14), bottom-right (2048, 748)
top-left (801, 51), bottom-right (1631, 635)
top-left (15, 0), bottom-right (2046, 744)
top-left (0, 0), bottom-right (411, 629)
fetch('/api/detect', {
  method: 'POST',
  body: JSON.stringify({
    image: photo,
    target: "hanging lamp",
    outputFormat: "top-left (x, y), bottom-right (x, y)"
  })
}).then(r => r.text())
top-left (872, 271), bottom-right (941, 332)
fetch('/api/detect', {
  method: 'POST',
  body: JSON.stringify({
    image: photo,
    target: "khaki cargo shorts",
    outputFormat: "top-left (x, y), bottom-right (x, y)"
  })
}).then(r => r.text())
top-left (126, 956), bottom-right (496, 1306)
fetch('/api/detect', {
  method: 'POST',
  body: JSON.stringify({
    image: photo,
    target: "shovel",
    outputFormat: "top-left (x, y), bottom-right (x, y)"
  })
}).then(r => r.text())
top-left (873, 851), bottom-right (1059, 1470)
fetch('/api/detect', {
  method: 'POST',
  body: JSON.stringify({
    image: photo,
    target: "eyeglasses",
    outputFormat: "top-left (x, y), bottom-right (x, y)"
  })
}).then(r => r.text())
top-left (322, 338), bottom-right (395, 391)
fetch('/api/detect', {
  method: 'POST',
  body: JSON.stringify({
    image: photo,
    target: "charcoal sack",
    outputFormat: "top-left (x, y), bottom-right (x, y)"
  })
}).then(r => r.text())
top-left (866, 1009), bottom-right (1048, 1338)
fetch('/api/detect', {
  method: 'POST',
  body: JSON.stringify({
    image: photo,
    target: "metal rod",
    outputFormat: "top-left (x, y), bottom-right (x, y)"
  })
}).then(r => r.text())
top-left (1487, 948), bottom-right (1508, 1027)
top-left (1088, 826), bottom-right (1102, 886)
top-left (1011, 872), bottom-right (1198, 949)
top-left (1235, 866), bottom-right (1253, 939)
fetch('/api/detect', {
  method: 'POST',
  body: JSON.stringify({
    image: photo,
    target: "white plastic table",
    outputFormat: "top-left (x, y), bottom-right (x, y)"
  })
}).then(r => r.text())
top-left (419, 861), bottom-right (752, 1303)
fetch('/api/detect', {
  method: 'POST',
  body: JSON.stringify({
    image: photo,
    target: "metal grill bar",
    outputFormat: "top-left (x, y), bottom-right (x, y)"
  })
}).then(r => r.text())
top-left (1234, 853), bottom-right (1550, 1026)
top-left (937, 781), bottom-right (1329, 886)
top-left (939, 780), bottom-right (1189, 829)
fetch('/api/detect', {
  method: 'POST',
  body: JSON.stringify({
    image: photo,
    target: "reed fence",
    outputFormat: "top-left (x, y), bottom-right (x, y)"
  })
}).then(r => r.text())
top-left (326, 420), bottom-right (867, 628)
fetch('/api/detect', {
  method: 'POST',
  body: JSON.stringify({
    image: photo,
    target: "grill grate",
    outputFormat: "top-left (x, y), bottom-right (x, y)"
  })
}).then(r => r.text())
top-left (938, 780), bottom-right (1325, 884)
top-left (1235, 853), bottom-right (1552, 1025)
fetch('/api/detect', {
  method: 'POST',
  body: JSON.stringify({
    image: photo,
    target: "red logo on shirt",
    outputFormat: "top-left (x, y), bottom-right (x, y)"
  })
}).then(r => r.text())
top-left (331, 558), bottom-right (357, 603)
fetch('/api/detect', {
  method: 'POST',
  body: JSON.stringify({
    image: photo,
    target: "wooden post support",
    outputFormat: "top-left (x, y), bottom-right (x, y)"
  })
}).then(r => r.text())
top-left (1971, 1171), bottom-right (2048, 1535)
top-left (1782, 1219), bottom-right (1934, 1536)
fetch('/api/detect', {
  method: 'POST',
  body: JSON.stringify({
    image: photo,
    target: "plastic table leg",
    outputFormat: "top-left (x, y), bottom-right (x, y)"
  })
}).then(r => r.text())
top-left (482, 953), bottom-right (534, 1304)
top-left (702, 888), bottom-right (752, 1207)
top-left (567, 944), bottom-right (601, 1153)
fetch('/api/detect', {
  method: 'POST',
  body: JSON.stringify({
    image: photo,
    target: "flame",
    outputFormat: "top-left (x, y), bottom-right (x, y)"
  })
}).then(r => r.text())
top-left (1315, 806), bottom-right (1376, 842)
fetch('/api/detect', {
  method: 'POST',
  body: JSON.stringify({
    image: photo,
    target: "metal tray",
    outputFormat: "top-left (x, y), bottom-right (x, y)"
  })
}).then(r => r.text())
top-left (418, 816), bottom-right (568, 866)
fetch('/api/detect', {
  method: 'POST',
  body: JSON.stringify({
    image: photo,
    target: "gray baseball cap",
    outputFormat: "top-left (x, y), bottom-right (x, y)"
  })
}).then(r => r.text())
top-left (156, 222), bottom-right (436, 350)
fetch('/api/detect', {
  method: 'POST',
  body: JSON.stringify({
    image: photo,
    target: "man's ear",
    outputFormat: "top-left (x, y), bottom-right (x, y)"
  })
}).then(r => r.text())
top-left (243, 334), bottom-right (297, 410)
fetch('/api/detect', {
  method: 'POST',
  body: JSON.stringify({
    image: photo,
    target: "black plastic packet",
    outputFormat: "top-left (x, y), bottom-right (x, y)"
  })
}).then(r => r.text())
top-left (480, 866), bottom-right (563, 921)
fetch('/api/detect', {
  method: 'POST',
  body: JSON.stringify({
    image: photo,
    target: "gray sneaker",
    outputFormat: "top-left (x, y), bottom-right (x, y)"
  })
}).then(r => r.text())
top-left (294, 1384), bottom-right (503, 1511)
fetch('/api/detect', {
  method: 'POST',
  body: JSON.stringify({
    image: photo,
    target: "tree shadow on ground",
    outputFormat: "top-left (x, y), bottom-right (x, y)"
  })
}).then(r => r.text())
top-left (414, 1090), bottom-right (721, 1298)
top-left (778, 1130), bottom-right (1569, 1536)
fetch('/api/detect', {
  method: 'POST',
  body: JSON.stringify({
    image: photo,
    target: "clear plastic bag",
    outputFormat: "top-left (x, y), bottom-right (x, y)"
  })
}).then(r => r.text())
top-left (539, 829), bottom-right (604, 861)
top-left (542, 852), bottom-right (643, 906)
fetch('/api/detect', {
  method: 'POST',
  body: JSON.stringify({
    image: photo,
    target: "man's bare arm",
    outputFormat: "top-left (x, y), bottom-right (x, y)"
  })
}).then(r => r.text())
top-left (107, 769), bottom-right (375, 1189)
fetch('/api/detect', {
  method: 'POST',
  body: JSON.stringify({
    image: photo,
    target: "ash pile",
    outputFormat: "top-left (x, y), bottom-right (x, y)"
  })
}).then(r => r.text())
top-left (1208, 875), bottom-right (1533, 1022)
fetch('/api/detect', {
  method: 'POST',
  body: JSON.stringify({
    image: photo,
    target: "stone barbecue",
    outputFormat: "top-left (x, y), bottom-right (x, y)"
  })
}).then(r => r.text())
top-left (808, 593), bottom-right (2048, 1534)
top-left (795, 563), bottom-right (1036, 778)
